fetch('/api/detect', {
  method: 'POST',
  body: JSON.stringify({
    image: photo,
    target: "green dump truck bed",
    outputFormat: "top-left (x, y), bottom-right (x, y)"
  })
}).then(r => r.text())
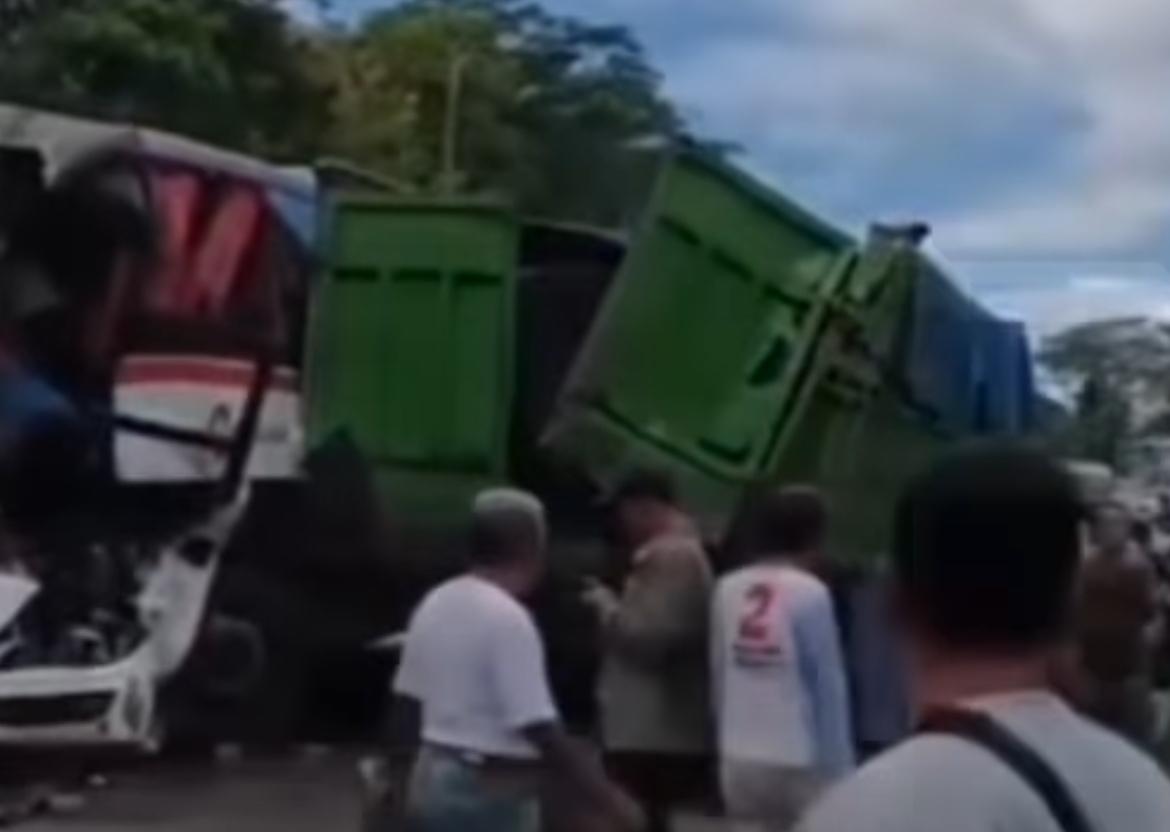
top-left (307, 198), bottom-right (519, 522)
top-left (310, 148), bottom-right (1030, 562)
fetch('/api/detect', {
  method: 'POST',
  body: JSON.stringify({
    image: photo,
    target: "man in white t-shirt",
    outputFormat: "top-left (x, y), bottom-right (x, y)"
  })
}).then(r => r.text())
top-left (391, 488), bottom-right (643, 832)
top-left (712, 486), bottom-right (853, 831)
top-left (798, 444), bottom-right (1170, 832)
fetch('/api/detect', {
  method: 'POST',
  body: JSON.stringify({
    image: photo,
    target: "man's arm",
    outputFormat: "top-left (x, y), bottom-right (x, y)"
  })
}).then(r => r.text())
top-left (387, 619), bottom-right (424, 776)
top-left (794, 593), bottom-right (855, 778)
top-left (601, 542), bottom-right (711, 665)
top-left (709, 585), bottom-right (725, 718)
top-left (489, 609), bottom-right (643, 830)
top-left (384, 693), bottom-right (421, 769)
top-left (523, 722), bottom-right (643, 830)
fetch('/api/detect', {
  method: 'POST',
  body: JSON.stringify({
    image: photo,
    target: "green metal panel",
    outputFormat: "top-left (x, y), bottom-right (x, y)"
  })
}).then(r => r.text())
top-left (542, 148), bottom-right (854, 529)
top-left (307, 198), bottom-right (517, 515)
top-left (764, 239), bottom-right (951, 562)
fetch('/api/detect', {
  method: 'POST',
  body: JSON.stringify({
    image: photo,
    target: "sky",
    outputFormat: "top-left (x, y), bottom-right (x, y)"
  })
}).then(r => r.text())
top-left (314, 0), bottom-right (1170, 336)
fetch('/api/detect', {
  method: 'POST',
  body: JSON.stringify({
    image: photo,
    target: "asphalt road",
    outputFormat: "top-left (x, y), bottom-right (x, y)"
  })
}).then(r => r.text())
top-left (23, 754), bottom-right (725, 832)
top-left (24, 754), bottom-right (363, 832)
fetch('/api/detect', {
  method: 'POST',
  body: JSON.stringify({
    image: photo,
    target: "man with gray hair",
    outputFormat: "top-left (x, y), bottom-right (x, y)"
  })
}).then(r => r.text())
top-left (391, 487), bottom-right (643, 832)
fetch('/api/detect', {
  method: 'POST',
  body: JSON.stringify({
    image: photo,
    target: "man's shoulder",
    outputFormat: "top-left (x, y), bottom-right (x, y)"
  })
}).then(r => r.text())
top-left (417, 576), bottom-right (528, 626)
top-left (640, 532), bottom-right (709, 576)
top-left (781, 566), bottom-right (830, 597)
top-left (1040, 704), bottom-right (1170, 800)
top-left (799, 735), bottom-right (1031, 831)
top-left (411, 584), bottom-right (537, 660)
top-left (727, 564), bottom-right (828, 597)
top-left (803, 709), bottom-right (1170, 831)
top-left (645, 530), bottom-right (705, 557)
top-left (717, 564), bottom-right (826, 600)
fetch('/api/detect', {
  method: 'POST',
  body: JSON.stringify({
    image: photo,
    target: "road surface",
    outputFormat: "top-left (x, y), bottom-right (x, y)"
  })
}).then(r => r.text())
top-left (24, 753), bottom-right (725, 832)
top-left (25, 754), bottom-right (361, 832)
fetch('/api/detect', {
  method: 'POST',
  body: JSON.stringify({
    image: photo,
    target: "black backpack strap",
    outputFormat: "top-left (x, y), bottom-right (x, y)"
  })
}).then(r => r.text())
top-left (919, 708), bottom-right (1096, 832)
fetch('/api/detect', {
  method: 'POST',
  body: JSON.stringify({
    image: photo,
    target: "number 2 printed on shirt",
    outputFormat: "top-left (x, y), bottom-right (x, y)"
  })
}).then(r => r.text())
top-left (733, 581), bottom-right (788, 667)
top-left (738, 582), bottom-right (776, 641)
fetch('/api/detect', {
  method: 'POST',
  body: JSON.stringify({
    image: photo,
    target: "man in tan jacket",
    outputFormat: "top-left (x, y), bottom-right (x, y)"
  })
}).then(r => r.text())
top-left (582, 470), bottom-right (713, 832)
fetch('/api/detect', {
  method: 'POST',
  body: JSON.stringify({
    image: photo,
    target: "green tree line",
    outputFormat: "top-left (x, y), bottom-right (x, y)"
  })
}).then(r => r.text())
top-left (0, 0), bottom-right (691, 225)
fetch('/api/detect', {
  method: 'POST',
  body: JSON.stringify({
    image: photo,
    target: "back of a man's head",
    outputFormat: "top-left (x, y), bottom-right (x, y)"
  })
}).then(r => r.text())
top-left (748, 485), bottom-right (827, 557)
top-left (894, 442), bottom-right (1083, 651)
top-left (469, 487), bottom-right (547, 569)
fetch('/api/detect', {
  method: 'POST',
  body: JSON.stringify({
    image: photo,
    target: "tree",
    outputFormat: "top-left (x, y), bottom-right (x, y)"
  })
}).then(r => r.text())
top-left (0, 0), bottom-right (328, 160)
top-left (1039, 317), bottom-right (1170, 464)
top-left (0, 0), bottom-right (698, 226)
top-left (314, 0), bottom-right (686, 223)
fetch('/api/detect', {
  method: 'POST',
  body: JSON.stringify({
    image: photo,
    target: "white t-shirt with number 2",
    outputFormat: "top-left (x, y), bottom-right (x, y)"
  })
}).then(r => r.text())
top-left (393, 574), bottom-right (558, 760)
top-left (711, 563), bottom-right (853, 774)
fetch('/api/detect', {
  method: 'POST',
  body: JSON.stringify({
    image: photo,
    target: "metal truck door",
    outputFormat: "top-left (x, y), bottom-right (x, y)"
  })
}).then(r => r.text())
top-left (543, 150), bottom-right (853, 523)
top-left (307, 199), bottom-right (517, 515)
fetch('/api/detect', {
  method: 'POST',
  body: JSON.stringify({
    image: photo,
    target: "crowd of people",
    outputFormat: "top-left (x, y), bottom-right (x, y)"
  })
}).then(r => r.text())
top-left (385, 443), bottom-right (1170, 831)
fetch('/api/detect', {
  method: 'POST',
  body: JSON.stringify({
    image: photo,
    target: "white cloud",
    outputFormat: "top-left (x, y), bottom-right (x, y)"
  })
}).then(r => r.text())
top-left (281, 0), bottom-right (323, 24)
top-left (936, 0), bottom-right (1170, 257)
top-left (333, 0), bottom-right (1170, 264)
top-left (627, 0), bottom-right (1170, 261)
top-left (964, 263), bottom-right (1170, 335)
top-left (939, 179), bottom-right (1169, 256)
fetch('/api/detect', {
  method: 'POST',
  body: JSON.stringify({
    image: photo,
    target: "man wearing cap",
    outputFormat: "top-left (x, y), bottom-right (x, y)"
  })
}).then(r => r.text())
top-left (583, 470), bottom-right (714, 832)
top-left (390, 488), bottom-right (643, 832)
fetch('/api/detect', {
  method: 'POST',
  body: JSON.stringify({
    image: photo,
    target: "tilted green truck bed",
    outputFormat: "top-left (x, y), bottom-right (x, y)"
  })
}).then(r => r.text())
top-left (309, 149), bottom-right (1021, 563)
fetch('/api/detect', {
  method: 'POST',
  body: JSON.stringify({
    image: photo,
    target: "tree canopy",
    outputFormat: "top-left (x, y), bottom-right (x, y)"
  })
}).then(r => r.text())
top-left (0, 0), bottom-right (689, 225)
top-left (0, 0), bottom-right (328, 159)
top-left (1039, 316), bottom-right (1170, 464)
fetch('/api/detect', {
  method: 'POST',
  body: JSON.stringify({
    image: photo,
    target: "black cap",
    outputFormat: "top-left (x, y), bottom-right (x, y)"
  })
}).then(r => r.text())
top-left (599, 467), bottom-right (677, 508)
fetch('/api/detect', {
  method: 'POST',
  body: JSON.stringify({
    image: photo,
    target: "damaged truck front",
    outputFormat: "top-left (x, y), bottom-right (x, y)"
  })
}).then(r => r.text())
top-left (0, 104), bottom-right (303, 751)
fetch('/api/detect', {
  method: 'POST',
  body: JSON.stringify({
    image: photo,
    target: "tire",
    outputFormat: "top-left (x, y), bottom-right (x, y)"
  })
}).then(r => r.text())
top-left (193, 614), bottom-right (268, 702)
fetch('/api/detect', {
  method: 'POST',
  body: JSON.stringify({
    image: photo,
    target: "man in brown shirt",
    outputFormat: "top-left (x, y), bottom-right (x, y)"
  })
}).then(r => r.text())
top-left (582, 470), bottom-right (713, 832)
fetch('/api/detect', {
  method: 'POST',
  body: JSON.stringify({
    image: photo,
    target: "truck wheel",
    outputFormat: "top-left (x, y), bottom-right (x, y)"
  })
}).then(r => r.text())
top-left (196, 615), bottom-right (267, 701)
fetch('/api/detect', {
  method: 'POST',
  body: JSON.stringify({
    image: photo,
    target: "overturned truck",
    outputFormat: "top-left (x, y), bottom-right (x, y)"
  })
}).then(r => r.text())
top-left (0, 103), bottom-right (1035, 745)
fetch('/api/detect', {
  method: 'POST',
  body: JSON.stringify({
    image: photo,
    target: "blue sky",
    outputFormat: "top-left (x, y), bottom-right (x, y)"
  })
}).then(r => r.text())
top-left (310, 0), bottom-right (1170, 335)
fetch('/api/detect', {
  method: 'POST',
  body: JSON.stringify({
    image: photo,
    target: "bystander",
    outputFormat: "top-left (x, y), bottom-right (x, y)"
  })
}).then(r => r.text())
top-left (799, 443), bottom-right (1170, 832)
top-left (390, 488), bottom-right (642, 832)
top-left (582, 470), bottom-right (713, 832)
top-left (711, 486), bottom-right (853, 831)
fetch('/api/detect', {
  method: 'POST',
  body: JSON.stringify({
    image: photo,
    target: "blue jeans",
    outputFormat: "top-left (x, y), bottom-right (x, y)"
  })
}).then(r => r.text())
top-left (405, 747), bottom-right (540, 832)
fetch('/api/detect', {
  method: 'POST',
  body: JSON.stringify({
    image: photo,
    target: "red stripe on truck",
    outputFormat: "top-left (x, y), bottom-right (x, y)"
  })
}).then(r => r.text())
top-left (119, 356), bottom-right (299, 393)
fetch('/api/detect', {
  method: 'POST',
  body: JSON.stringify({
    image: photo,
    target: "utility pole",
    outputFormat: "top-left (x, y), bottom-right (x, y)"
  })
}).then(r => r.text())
top-left (440, 54), bottom-right (469, 196)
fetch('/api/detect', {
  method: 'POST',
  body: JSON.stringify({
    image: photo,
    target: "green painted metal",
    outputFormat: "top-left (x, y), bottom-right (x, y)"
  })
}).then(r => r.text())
top-left (763, 238), bottom-right (950, 561)
top-left (541, 152), bottom-right (961, 558)
top-left (306, 197), bottom-right (518, 515)
top-left (307, 153), bottom-right (991, 562)
top-left (541, 148), bottom-right (855, 530)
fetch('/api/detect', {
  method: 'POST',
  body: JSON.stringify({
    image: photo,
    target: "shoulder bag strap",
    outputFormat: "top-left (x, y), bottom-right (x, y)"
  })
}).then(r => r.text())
top-left (918, 707), bottom-right (1096, 832)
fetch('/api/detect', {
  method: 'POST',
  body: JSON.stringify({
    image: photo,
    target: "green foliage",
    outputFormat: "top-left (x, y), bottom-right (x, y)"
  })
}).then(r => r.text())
top-left (314, 0), bottom-right (684, 222)
top-left (0, 0), bottom-right (329, 160)
top-left (0, 0), bottom-right (691, 226)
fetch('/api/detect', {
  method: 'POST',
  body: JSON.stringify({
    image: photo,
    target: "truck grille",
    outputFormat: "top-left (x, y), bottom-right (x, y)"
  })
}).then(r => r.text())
top-left (0, 692), bottom-right (115, 726)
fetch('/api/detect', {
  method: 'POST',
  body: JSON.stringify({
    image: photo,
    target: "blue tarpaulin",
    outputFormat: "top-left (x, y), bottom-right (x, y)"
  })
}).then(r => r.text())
top-left (902, 261), bottom-right (1034, 434)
